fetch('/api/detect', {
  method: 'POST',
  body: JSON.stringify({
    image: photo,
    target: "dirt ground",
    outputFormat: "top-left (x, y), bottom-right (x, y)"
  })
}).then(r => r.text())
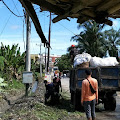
top-left (1, 77), bottom-right (120, 120)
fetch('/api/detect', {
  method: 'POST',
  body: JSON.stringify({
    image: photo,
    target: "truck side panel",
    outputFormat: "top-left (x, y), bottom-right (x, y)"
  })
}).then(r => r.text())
top-left (100, 67), bottom-right (120, 88)
top-left (72, 66), bottom-right (120, 90)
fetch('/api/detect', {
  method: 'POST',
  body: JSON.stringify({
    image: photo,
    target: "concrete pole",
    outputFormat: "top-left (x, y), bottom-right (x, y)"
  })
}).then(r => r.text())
top-left (40, 44), bottom-right (42, 78)
top-left (36, 44), bottom-right (42, 78)
top-left (45, 47), bottom-right (47, 72)
top-left (25, 13), bottom-right (31, 96)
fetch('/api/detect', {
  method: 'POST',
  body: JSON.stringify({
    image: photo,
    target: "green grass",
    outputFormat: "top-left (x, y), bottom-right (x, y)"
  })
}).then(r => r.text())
top-left (32, 90), bottom-right (85, 120)
top-left (1, 90), bottom-right (85, 120)
top-left (7, 79), bottom-right (25, 90)
top-left (1, 82), bottom-right (85, 120)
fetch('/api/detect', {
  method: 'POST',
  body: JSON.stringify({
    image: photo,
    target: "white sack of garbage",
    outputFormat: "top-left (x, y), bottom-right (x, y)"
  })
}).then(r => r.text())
top-left (90, 57), bottom-right (119, 67)
top-left (74, 53), bottom-right (91, 67)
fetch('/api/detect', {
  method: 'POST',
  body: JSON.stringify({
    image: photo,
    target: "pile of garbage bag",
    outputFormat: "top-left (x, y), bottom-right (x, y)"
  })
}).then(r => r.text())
top-left (74, 53), bottom-right (91, 67)
top-left (74, 53), bottom-right (119, 67)
top-left (90, 57), bottom-right (119, 67)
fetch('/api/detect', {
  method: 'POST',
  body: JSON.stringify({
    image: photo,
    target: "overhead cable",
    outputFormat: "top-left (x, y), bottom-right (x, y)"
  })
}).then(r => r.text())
top-left (1, 0), bottom-right (24, 17)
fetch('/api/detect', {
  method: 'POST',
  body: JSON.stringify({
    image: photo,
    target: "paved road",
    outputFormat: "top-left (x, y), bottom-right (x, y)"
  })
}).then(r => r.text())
top-left (61, 77), bottom-right (120, 120)
top-left (96, 94), bottom-right (120, 120)
top-left (61, 77), bottom-right (70, 91)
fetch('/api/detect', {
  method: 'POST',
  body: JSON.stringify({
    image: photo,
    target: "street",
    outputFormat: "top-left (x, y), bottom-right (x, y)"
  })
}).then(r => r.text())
top-left (61, 77), bottom-right (120, 120)
top-left (96, 94), bottom-right (120, 120)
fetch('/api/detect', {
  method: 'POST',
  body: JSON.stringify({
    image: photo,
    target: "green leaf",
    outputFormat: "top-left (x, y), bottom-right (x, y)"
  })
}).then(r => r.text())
top-left (0, 78), bottom-right (4, 83)
top-left (0, 83), bottom-right (8, 87)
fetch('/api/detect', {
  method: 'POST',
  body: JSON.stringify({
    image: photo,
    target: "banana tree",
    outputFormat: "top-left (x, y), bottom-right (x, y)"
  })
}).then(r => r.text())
top-left (0, 43), bottom-right (25, 80)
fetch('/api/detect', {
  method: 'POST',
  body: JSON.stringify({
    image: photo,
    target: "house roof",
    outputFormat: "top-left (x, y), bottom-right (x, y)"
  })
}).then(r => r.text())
top-left (19, 0), bottom-right (120, 43)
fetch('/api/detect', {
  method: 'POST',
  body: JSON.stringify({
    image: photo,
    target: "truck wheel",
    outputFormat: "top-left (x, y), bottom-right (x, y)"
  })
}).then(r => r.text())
top-left (73, 91), bottom-right (83, 111)
top-left (104, 97), bottom-right (116, 111)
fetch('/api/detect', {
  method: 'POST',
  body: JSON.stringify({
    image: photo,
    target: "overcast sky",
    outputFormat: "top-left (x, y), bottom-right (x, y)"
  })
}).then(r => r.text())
top-left (0, 0), bottom-right (120, 56)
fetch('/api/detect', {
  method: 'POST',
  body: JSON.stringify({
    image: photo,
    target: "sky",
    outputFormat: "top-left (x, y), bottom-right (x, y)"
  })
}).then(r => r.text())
top-left (0, 0), bottom-right (120, 56)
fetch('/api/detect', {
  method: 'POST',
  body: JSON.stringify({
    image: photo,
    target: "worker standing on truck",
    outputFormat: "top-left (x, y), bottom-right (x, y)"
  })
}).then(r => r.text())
top-left (81, 69), bottom-right (98, 120)
top-left (70, 45), bottom-right (79, 64)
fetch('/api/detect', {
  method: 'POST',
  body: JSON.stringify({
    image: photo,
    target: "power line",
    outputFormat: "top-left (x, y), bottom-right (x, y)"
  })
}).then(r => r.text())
top-left (1, 0), bottom-right (24, 17)
top-left (58, 22), bottom-right (77, 36)
top-left (0, 13), bottom-right (12, 36)
top-left (36, 11), bottom-right (77, 36)
top-left (0, 1), bottom-right (18, 36)
top-left (0, 1), bottom-right (24, 37)
top-left (11, 0), bottom-right (24, 20)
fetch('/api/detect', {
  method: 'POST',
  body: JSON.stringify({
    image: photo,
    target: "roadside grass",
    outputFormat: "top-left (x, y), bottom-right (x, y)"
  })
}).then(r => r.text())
top-left (1, 89), bottom-right (85, 120)
top-left (33, 90), bottom-right (85, 120)
top-left (0, 79), bottom-right (25, 99)
top-left (1, 79), bottom-right (86, 120)
top-left (6, 79), bottom-right (25, 90)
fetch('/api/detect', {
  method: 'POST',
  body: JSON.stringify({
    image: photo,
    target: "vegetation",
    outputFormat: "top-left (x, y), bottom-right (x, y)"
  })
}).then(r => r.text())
top-left (55, 21), bottom-right (120, 71)
top-left (71, 20), bottom-right (120, 58)
top-left (0, 42), bottom-right (26, 81)
top-left (71, 20), bottom-right (107, 57)
top-left (1, 89), bottom-right (85, 120)
top-left (0, 78), bottom-right (8, 92)
top-left (104, 28), bottom-right (120, 57)
top-left (54, 53), bottom-right (71, 72)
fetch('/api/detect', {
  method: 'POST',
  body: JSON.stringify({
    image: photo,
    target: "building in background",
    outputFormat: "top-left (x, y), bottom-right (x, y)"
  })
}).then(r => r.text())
top-left (30, 54), bottom-right (61, 67)
top-left (30, 54), bottom-right (39, 63)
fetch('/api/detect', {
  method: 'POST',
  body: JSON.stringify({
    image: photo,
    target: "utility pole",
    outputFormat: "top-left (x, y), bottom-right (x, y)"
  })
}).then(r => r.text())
top-left (47, 12), bottom-right (51, 72)
top-left (25, 13), bottom-right (31, 96)
top-left (40, 44), bottom-right (42, 78)
top-left (45, 47), bottom-right (47, 72)
top-left (36, 44), bottom-right (42, 78)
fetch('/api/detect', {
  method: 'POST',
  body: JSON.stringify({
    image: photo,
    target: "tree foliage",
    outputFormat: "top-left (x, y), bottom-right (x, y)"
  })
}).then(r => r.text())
top-left (104, 28), bottom-right (120, 57)
top-left (71, 20), bottom-right (107, 57)
top-left (54, 54), bottom-right (71, 71)
top-left (0, 43), bottom-right (25, 80)
top-left (71, 21), bottom-right (120, 58)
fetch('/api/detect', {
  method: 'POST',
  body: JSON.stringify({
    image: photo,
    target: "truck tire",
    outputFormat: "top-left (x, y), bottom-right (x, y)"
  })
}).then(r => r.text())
top-left (73, 90), bottom-right (83, 111)
top-left (104, 97), bottom-right (116, 111)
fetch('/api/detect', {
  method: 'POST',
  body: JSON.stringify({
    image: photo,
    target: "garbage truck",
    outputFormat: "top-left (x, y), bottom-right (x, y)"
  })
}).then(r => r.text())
top-left (70, 66), bottom-right (120, 111)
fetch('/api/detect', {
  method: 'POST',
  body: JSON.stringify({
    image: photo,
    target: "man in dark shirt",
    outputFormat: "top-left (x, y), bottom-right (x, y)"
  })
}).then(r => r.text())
top-left (53, 75), bottom-right (62, 93)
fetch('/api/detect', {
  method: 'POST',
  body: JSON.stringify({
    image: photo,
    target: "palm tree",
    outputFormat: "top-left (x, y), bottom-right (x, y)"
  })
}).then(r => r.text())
top-left (104, 28), bottom-right (120, 57)
top-left (71, 20), bottom-right (107, 57)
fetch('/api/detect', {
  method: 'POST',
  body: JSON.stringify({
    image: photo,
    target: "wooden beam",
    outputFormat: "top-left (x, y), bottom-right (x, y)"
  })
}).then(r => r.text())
top-left (81, 9), bottom-right (96, 18)
top-left (27, 0), bottom-right (65, 15)
top-left (52, 0), bottom-right (95, 23)
top-left (19, 0), bottom-right (47, 43)
top-left (108, 3), bottom-right (120, 14)
top-left (96, 0), bottom-right (120, 11)
top-left (77, 16), bottom-right (89, 24)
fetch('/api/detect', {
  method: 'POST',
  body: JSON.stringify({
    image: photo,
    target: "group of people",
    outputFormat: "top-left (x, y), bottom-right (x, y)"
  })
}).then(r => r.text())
top-left (44, 72), bottom-right (62, 104)
top-left (44, 44), bottom-right (98, 120)
top-left (70, 45), bottom-right (98, 120)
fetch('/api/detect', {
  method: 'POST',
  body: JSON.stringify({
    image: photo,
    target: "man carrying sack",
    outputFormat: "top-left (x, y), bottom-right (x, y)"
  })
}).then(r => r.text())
top-left (81, 69), bottom-right (98, 120)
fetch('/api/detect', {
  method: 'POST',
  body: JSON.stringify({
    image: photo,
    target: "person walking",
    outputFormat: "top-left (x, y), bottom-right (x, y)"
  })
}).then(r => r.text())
top-left (81, 69), bottom-right (98, 120)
